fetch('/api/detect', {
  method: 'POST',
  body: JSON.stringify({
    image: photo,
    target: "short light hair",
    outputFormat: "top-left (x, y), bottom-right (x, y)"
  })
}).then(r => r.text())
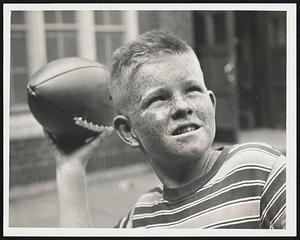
top-left (110, 29), bottom-right (191, 114)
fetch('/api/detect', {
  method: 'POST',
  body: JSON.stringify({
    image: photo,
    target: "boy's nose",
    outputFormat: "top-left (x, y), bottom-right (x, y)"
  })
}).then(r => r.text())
top-left (171, 96), bottom-right (193, 120)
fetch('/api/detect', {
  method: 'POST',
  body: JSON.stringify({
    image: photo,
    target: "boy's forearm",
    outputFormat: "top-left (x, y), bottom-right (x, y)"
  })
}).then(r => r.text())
top-left (56, 165), bottom-right (93, 227)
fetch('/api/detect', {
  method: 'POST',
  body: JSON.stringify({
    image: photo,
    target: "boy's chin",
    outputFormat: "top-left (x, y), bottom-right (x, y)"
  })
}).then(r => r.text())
top-left (170, 144), bottom-right (211, 160)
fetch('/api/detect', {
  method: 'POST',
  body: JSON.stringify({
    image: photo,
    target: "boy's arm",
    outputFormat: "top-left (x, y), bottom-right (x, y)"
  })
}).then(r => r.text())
top-left (260, 154), bottom-right (286, 229)
top-left (45, 129), bottom-right (113, 228)
top-left (56, 163), bottom-right (92, 227)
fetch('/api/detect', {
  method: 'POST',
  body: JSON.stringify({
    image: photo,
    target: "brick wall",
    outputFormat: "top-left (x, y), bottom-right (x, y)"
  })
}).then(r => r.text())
top-left (9, 132), bottom-right (147, 187)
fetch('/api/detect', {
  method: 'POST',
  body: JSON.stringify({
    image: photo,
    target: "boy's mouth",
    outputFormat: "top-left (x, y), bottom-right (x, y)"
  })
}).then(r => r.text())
top-left (172, 124), bottom-right (200, 136)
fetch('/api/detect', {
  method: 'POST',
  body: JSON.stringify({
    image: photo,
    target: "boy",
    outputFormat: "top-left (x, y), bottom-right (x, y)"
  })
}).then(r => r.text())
top-left (46, 29), bottom-right (286, 229)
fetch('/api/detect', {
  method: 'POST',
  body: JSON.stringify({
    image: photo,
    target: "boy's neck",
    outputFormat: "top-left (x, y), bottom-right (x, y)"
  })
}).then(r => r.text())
top-left (151, 147), bottom-right (220, 189)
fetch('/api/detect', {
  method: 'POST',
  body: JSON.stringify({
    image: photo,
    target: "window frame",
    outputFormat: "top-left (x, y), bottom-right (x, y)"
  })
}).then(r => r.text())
top-left (10, 13), bottom-right (29, 112)
top-left (93, 11), bottom-right (126, 65)
top-left (44, 11), bottom-right (79, 62)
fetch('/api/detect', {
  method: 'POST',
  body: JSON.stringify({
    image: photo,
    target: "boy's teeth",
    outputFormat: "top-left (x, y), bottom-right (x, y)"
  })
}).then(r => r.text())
top-left (179, 126), bottom-right (195, 134)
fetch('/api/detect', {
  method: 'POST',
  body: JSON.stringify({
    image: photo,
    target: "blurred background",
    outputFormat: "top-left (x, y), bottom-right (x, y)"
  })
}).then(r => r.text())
top-left (8, 10), bottom-right (286, 228)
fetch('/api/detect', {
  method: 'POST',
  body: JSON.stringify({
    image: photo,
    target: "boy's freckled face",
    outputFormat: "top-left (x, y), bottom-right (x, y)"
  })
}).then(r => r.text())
top-left (126, 51), bottom-right (216, 170)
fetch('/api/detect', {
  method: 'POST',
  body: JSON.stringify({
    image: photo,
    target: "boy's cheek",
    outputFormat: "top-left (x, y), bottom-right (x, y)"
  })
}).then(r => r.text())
top-left (136, 112), bottom-right (166, 136)
top-left (152, 110), bottom-right (166, 121)
top-left (142, 108), bottom-right (168, 122)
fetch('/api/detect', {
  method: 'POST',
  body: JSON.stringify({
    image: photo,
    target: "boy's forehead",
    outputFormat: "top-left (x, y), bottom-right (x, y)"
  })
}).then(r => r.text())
top-left (116, 51), bottom-right (205, 112)
top-left (129, 51), bottom-right (205, 91)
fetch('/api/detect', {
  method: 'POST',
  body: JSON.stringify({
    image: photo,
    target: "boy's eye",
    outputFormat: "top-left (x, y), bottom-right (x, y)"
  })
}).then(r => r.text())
top-left (148, 95), bottom-right (166, 106)
top-left (186, 86), bottom-right (202, 93)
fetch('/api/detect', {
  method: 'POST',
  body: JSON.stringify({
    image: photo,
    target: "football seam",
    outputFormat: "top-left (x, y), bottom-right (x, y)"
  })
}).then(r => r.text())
top-left (28, 89), bottom-right (96, 133)
top-left (32, 65), bottom-right (109, 88)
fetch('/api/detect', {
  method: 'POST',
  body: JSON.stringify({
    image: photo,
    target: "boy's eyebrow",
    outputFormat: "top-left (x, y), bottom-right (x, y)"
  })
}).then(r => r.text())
top-left (140, 87), bottom-right (165, 108)
top-left (183, 79), bottom-right (207, 91)
top-left (183, 79), bottom-right (204, 86)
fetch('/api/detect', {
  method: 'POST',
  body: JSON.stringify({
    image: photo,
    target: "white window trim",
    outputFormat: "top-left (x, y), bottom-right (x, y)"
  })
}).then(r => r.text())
top-left (10, 11), bottom-right (47, 140)
top-left (10, 11), bottom-right (47, 113)
top-left (77, 11), bottom-right (97, 60)
top-left (124, 11), bottom-right (139, 43)
top-left (10, 17), bottom-right (27, 110)
top-left (25, 11), bottom-right (47, 77)
top-left (11, 24), bottom-right (26, 31)
top-left (10, 10), bottom-right (139, 141)
top-left (94, 25), bottom-right (126, 32)
top-left (44, 24), bottom-right (77, 31)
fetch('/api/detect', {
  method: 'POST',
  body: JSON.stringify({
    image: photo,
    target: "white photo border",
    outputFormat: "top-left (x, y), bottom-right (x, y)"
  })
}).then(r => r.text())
top-left (3, 3), bottom-right (297, 237)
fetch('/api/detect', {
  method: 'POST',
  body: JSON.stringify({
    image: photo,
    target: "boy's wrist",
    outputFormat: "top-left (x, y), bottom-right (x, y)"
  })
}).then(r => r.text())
top-left (56, 161), bottom-right (87, 176)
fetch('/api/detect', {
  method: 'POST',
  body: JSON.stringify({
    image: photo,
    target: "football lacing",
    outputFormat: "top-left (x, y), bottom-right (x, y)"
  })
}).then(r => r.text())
top-left (73, 116), bottom-right (113, 133)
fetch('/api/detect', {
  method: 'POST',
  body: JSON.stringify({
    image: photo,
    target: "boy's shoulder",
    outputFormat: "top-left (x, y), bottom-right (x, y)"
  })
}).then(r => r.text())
top-left (208, 142), bottom-right (286, 198)
top-left (134, 185), bottom-right (165, 206)
top-left (223, 142), bottom-right (284, 169)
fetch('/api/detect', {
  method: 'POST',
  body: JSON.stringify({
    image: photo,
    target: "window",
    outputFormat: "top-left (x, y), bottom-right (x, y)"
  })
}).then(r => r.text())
top-left (94, 11), bottom-right (125, 66)
top-left (44, 11), bottom-right (78, 62)
top-left (10, 11), bottom-right (29, 107)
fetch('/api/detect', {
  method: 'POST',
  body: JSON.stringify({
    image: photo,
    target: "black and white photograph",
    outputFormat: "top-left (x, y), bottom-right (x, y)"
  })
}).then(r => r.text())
top-left (3, 3), bottom-right (297, 237)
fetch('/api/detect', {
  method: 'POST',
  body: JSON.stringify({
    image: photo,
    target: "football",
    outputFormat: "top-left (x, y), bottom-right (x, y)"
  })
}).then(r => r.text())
top-left (27, 57), bottom-right (115, 147)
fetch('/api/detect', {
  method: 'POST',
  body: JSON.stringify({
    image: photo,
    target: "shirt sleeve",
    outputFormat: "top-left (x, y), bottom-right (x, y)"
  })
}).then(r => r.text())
top-left (114, 208), bottom-right (134, 228)
top-left (260, 154), bottom-right (286, 229)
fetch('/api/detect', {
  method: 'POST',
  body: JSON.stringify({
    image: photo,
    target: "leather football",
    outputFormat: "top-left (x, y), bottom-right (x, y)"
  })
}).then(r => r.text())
top-left (27, 57), bottom-right (114, 146)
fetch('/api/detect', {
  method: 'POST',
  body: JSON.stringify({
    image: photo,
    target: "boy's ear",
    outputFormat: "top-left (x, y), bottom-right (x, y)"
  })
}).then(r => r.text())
top-left (113, 115), bottom-right (140, 148)
top-left (207, 90), bottom-right (216, 110)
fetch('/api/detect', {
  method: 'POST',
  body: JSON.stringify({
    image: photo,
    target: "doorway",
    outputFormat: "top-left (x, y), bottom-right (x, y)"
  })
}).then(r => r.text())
top-left (193, 11), bottom-right (286, 144)
top-left (235, 11), bottom-right (286, 129)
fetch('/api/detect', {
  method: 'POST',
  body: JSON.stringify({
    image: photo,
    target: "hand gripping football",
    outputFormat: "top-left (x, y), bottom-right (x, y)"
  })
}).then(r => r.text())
top-left (27, 57), bottom-right (114, 147)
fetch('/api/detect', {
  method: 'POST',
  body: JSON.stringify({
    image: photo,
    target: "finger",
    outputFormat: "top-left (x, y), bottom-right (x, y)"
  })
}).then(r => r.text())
top-left (44, 131), bottom-right (56, 152)
top-left (81, 127), bottom-right (114, 152)
top-left (43, 130), bottom-right (65, 159)
top-left (44, 130), bottom-right (57, 144)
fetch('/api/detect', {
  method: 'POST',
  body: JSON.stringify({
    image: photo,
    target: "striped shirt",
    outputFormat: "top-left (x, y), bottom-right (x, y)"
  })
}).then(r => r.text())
top-left (115, 142), bottom-right (286, 229)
